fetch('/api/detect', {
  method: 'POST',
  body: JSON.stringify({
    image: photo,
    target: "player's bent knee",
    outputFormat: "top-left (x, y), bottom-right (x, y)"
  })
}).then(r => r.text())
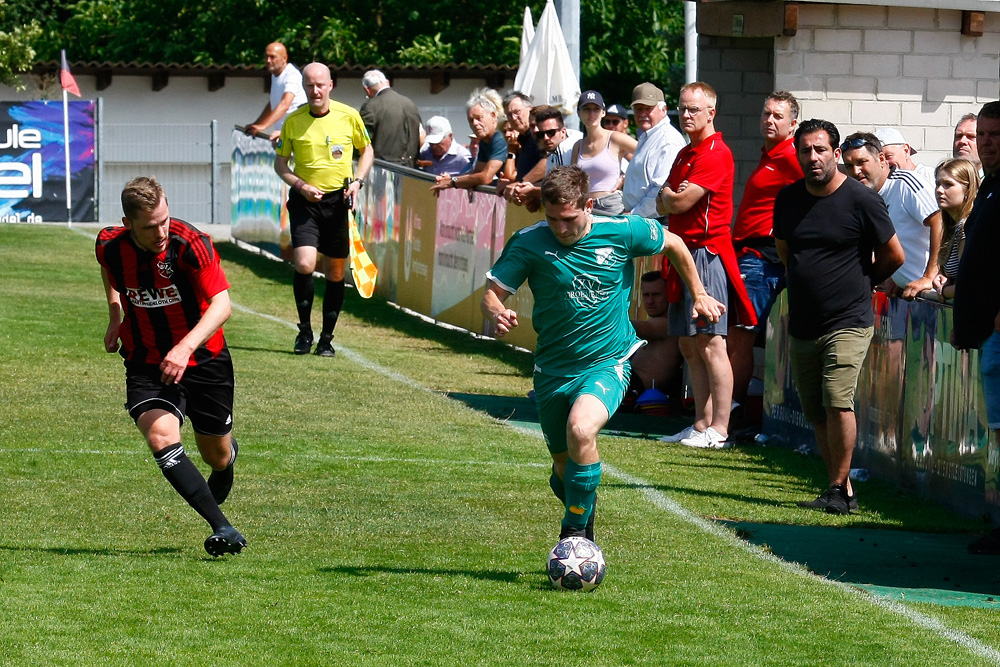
top-left (136, 409), bottom-right (183, 452)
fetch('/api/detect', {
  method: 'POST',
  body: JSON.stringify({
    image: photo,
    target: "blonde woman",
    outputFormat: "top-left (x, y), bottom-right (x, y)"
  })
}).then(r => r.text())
top-left (932, 158), bottom-right (980, 300)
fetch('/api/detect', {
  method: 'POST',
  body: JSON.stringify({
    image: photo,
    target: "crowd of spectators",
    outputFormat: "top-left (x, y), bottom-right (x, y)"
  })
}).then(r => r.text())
top-left (245, 42), bottom-right (1000, 527)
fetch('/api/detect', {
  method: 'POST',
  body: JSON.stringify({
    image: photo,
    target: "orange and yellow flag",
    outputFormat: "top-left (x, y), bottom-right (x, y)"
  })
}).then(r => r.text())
top-left (348, 213), bottom-right (378, 299)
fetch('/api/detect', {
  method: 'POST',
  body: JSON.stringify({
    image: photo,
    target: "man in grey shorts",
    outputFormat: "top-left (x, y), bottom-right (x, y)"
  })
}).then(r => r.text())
top-left (655, 82), bottom-right (756, 449)
top-left (774, 119), bottom-right (904, 514)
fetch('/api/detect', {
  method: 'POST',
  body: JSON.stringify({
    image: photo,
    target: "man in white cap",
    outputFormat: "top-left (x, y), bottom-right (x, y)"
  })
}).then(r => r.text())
top-left (874, 127), bottom-right (935, 184)
top-left (418, 116), bottom-right (471, 176)
top-left (621, 82), bottom-right (685, 219)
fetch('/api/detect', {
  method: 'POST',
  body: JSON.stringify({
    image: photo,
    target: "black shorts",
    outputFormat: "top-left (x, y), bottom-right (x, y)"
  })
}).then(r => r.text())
top-left (287, 188), bottom-right (349, 259)
top-left (125, 349), bottom-right (235, 436)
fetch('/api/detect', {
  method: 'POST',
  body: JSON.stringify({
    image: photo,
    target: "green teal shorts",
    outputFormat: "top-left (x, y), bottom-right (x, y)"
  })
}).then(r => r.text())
top-left (533, 361), bottom-right (631, 454)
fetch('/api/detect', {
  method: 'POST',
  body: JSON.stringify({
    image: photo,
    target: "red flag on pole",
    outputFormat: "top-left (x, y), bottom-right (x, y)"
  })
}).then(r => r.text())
top-left (60, 50), bottom-right (81, 97)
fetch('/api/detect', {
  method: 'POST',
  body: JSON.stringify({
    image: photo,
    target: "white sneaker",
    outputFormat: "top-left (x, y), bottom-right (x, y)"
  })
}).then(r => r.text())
top-left (659, 425), bottom-right (697, 443)
top-left (680, 427), bottom-right (727, 449)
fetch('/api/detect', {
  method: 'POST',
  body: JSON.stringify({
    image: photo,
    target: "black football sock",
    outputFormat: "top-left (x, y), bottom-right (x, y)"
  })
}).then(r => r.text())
top-left (321, 279), bottom-right (345, 336)
top-left (293, 272), bottom-right (315, 328)
top-left (207, 439), bottom-right (238, 505)
top-left (154, 443), bottom-right (229, 532)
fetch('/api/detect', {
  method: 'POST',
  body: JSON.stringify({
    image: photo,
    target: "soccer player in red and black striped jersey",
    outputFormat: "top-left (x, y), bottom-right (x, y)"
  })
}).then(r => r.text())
top-left (96, 176), bottom-right (246, 556)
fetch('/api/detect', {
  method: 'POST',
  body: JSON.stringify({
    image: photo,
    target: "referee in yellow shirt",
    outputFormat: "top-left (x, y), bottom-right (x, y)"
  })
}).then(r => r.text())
top-left (275, 62), bottom-right (373, 357)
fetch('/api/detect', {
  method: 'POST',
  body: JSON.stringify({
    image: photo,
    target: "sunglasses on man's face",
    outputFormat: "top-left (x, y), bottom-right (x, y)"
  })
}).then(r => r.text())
top-left (533, 128), bottom-right (561, 140)
top-left (601, 118), bottom-right (625, 128)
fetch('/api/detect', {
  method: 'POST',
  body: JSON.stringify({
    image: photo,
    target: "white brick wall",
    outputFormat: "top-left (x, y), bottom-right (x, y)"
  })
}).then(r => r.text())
top-left (775, 5), bottom-right (1000, 169)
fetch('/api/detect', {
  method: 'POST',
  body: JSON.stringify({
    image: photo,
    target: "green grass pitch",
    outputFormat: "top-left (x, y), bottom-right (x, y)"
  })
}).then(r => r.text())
top-left (2, 223), bottom-right (1000, 666)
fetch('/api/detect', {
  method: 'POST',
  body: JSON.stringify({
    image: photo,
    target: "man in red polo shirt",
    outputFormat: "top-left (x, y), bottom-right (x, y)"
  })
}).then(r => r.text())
top-left (656, 82), bottom-right (755, 449)
top-left (728, 92), bottom-right (803, 425)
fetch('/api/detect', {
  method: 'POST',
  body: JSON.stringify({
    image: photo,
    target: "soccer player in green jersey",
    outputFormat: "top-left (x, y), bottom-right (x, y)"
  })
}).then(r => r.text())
top-left (482, 166), bottom-right (725, 543)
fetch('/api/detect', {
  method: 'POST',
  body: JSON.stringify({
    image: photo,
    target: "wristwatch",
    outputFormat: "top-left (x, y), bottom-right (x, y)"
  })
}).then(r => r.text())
top-left (355, 178), bottom-right (365, 189)
top-left (450, 176), bottom-right (458, 188)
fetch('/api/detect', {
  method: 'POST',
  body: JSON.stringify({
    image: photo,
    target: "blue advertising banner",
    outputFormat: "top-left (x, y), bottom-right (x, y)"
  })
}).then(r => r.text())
top-left (0, 100), bottom-right (95, 222)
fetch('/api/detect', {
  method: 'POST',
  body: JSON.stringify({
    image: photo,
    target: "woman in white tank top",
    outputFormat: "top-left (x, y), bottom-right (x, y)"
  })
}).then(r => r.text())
top-left (572, 90), bottom-right (637, 215)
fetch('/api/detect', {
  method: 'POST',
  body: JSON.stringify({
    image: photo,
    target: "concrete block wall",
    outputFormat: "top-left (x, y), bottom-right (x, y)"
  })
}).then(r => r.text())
top-left (775, 5), bottom-right (1000, 171)
top-left (697, 36), bottom-right (776, 212)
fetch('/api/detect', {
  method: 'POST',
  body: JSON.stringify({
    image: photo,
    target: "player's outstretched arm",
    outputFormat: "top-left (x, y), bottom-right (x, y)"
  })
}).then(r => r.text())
top-left (661, 233), bottom-right (725, 323)
top-left (101, 267), bottom-right (123, 353)
top-left (481, 282), bottom-right (518, 337)
top-left (159, 290), bottom-right (232, 385)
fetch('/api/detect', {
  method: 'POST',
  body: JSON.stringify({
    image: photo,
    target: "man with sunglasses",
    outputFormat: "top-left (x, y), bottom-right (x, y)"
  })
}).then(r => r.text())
top-left (532, 105), bottom-right (582, 171)
top-left (602, 103), bottom-right (634, 182)
top-left (841, 132), bottom-right (941, 301)
top-left (505, 105), bottom-right (582, 210)
top-left (602, 104), bottom-right (630, 133)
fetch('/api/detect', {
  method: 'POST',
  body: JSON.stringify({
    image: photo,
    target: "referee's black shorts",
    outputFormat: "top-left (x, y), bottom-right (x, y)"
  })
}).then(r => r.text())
top-left (124, 348), bottom-right (235, 436)
top-left (287, 188), bottom-right (349, 259)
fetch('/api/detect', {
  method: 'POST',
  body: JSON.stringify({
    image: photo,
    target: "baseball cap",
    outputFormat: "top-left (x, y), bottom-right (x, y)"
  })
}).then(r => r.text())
top-left (425, 116), bottom-right (452, 144)
top-left (578, 90), bottom-right (605, 110)
top-left (874, 127), bottom-right (917, 154)
top-left (631, 82), bottom-right (664, 108)
top-left (605, 103), bottom-right (629, 119)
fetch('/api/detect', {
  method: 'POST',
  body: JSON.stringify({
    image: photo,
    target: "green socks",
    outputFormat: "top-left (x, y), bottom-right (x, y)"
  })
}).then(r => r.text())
top-left (561, 459), bottom-right (601, 531)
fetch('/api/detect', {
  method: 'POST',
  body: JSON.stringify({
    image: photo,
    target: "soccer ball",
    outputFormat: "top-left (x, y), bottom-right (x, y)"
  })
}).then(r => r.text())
top-left (547, 536), bottom-right (606, 591)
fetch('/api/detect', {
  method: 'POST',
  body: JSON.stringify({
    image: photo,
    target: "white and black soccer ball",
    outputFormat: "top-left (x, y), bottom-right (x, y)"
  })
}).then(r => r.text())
top-left (547, 536), bottom-right (606, 591)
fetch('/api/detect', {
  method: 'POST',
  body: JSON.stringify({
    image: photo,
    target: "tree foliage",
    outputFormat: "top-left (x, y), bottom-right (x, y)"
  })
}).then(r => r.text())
top-left (1, 0), bottom-right (684, 104)
top-left (0, 2), bottom-right (41, 90)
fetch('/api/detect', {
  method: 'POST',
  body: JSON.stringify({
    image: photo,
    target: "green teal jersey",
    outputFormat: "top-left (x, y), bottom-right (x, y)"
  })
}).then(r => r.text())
top-left (487, 214), bottom-right (667, 377)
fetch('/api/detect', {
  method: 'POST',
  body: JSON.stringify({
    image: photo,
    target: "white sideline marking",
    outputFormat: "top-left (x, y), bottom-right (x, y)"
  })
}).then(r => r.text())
top-left (229, 302), bottom-right (427, 391)
top-left (230, 302), bottom-right (1000, 663)
top-left (605, 464), bottom-right (1000, 664)
top-left (61, 226), bottom-right (1000, 661)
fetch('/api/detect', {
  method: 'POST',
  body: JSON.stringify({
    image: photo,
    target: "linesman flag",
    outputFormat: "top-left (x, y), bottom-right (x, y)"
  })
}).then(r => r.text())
top-left (60, 50), bottom-right (81, 97)
top-left (348, 212), bottom-right (378, 299)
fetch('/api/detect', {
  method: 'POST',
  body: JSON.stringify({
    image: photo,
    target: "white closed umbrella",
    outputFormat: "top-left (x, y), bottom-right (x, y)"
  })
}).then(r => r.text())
top-left (513, 0), bottom-right (580, 116)
top-left (520, 7), bottom-right (535, 66)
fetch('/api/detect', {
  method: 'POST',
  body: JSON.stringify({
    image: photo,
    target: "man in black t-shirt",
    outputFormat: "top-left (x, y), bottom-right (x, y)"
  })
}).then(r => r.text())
top-left (774, 119), bottom-right (904, 515)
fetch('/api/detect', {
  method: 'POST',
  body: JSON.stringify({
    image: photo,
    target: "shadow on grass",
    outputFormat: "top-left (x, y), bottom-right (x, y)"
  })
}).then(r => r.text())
top-left (320, 564), bottom-right (531, 584)
top-left (0, 544), bottom-right (182, 557)
top-left (720, 520), bottom-right (1000, 607)
top-left (218, 242), bottom-right (533, 377)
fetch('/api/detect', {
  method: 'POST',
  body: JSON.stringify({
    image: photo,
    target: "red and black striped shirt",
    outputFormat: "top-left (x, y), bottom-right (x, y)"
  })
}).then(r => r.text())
top-left (96, 218), bottom-right (230, 366)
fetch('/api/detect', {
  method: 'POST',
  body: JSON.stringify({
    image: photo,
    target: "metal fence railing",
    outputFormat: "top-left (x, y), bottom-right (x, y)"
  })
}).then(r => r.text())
top-left (97, 116), bottom-right (228, 224)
